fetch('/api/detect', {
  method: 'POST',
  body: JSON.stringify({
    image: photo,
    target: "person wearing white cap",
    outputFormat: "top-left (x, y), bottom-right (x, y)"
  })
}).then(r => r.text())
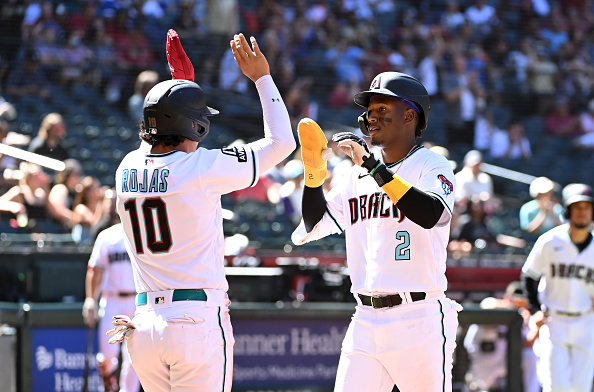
top-left (519, 176), bottom-right (563, 238)
top-left (454, 149), bottom-right (494, 205)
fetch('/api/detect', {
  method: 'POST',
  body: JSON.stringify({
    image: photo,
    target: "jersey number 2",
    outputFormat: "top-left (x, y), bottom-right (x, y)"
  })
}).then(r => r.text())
top-left (395, 231), bottom-right (410, 260)
top-left (124, 197), bottom-right (172, 254)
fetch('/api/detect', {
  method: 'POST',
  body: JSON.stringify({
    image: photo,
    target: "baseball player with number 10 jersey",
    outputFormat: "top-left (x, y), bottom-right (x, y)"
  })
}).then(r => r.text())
top-left (112, 32), bottom-right (295, 392)
top-left (293, 72), bottom-right (461, 392)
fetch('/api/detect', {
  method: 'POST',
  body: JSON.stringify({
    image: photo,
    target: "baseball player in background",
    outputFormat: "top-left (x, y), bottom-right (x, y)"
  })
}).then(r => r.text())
top-left (109, 31), bottom-right (295, 392)
top-left (82, 191), bottom-right (140, 392)
top-left (522, 183), bottom-right (594, 392)
top-left (292, 72), bottom-right (462, 392)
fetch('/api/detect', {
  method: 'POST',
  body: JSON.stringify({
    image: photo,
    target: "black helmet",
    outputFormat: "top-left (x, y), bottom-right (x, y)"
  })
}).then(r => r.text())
top-left (142, 79), bottom-right (219, 142)
top-left (354, 72), bottom-right (430, 131)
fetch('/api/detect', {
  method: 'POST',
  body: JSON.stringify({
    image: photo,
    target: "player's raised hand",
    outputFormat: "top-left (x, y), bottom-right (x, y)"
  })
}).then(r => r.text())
top-left (332, 132), bottom-right (371, 166)
top-left (298, 118), bottom-right (331, 188)
top-left (230, 33), bottom-right (270, 83)
top-left (167, 29), bottom-right (194, 81)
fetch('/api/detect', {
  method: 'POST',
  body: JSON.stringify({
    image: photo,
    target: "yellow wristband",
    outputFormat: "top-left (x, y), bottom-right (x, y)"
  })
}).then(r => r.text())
top-left (382, 175), bottom-right (412, 204)
top-left (303, 163), bottom-right (327, 188)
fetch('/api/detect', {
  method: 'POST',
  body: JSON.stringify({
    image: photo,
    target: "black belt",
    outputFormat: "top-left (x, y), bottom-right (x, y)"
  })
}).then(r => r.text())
top-left (137, 289), bottom-right (207, 306)
top-left (551, 309), bottom-right (591, 317)
top-left (358, 292), bottom-right (426, 309)
top-left (118, 292), bottom-right (137, 297)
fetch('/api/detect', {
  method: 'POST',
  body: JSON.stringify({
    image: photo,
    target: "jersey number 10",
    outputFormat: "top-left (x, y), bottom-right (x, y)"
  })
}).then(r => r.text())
top-left (123, 197), bottom-right (172, 254)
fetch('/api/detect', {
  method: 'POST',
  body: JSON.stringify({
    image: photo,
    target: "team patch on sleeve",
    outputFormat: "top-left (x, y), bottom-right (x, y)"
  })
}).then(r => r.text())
top-left (438, 174), bottom-right (454, 196)
top-left (221, 146), bottom-right (248, 162)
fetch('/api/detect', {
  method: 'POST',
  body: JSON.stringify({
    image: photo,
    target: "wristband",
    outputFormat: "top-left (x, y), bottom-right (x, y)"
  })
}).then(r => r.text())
top-left (361, 153), bottom-right (380, 172)
top-left (382, 174), bottom-right (412, 204)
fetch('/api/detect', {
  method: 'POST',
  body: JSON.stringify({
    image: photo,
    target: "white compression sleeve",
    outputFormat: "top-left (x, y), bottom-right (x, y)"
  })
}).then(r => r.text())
top-left (247, 75), bottom-right (296, 173)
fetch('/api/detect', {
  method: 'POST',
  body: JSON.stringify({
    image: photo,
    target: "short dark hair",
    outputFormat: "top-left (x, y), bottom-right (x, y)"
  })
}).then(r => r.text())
top-left (139, 121), bottom-right (186, 147)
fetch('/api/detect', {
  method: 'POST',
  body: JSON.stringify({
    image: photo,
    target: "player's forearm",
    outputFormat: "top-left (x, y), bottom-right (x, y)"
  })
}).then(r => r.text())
top-left (302, 185), bottom-right (327, 232)
top-left (250, 75), bottom-right (296, 172)
top-left (362, 155), bottom-right (445, 228)
top-left (522, 273), bottom-right (542, 314)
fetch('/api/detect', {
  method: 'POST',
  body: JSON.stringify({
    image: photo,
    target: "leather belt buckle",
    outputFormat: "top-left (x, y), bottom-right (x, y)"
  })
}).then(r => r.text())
top-left (371, 295), bottom-right (382, 309)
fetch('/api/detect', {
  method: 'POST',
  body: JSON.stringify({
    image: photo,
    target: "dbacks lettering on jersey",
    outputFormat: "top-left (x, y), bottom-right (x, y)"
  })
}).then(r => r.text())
top-left (348, 192), bottom-right (405, 225)
top-left (108, 251), bottom-right (131, 264)
top-left (221, 146), bottom-right (247, 162)
top-left (551, 263), bottom-right (594, 284)
top-left (121, 168), bottom-right (169, 193)
top-left (438, 174), bottom-right (454, 196)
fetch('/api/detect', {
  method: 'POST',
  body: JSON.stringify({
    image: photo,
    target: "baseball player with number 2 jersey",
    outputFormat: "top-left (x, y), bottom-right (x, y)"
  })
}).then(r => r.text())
top-left (522, 183), bottom-right (594, 392)
top-left (110, 31), bottom-right (295, 392)
top-left (292, 72), bottom-right (461, 392)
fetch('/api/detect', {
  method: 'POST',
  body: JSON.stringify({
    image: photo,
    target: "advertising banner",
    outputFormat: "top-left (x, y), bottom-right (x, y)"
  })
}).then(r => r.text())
top-left (32, 327), bottom-right (102, 392)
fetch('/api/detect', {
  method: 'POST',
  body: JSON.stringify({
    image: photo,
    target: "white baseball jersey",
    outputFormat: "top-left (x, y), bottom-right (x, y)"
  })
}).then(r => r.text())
top-left (115, 144), bottom-right (259, 293)
top-left (88, 223), bottom-right (136, 295)
top-left (292, 145), bottom-right (456, 294)
top-left (522, 223), bottom-right (594, 312)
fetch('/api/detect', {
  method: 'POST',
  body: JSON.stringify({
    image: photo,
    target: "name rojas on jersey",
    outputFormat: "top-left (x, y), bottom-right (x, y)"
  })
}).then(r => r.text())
top-left (120, 167), bottom-right (169, 193)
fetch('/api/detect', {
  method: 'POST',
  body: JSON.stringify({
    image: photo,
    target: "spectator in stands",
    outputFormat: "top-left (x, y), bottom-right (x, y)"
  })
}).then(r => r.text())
top-left (325, 36), bottom-right (366, 91)
top-left (284, 76), bottom-right (318, 130)
top-left (27, 112), bottom-right (69, 162)
top-left (473, 107), bottom-right (501, 154)
top-left (278, 158), bottom-right (304, 225)
top-left (490, 117), bottom-right (532, 161)
top-left (72, 176), bottom-right (110, 244)
top-left (0, 0), bottom-right (26, 78)
top-left (464, 281), bottom-right (542, 392)
top-left (573, 97), bottom-right (594, 150)
top-left (218, 48), bottom-right (249, 94)
top-left (455, 150), bottom-right (494, 206)
top-left (465, 0), bottom-right (499, 37)
top-left (4, 50), bottom-right (50, 99)
top-left (33, 25), bottom-right (63, 81)
top-left (0, 95), bottom-right (17, 122)
top-left (128, 70), bottom-right (159, 124)
top-left (442, 53), bottom-right (487, 147)
top-left (61, 30), bottom-right (96, 89)
top-left (440, 1), bottom-right (466, 35)
top-left (46, 158), bottom-right (83, 230)
top-left (452, 194), bottom-right (503, 254)
top-left (544, 96), bottom-right (582, 138)
top-left (526, 45), bottom-right (558, 115)
top-left (0, 162), bottom-right (50, 230)
top-left (519, 176), bottom-right (563, 238)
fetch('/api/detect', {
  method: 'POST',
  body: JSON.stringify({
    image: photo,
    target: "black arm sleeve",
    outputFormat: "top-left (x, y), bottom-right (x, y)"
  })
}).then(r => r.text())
top-left (396, 187), bottom-right (445, 229)
top-left (302, 185), bottom-right (327, 232)
top-left (522, 273), bottom-right (542, 314)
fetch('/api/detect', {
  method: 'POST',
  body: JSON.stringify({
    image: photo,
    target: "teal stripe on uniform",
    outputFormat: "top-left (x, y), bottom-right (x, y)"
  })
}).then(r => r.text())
top-left (218, 307), bottom-right (227, 392)
top-left (438, 299), bottom-right (446, 392)
top-left (326, 207), bottom-right (343, 232)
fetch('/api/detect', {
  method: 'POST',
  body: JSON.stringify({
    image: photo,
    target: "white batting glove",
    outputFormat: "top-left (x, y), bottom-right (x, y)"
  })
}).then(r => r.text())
top-left (82, 298), bottom-right (97, 327)
top-left (106, 315), bottom-right (136, 344)
top-left (331, 132), bottom-right (370, 167)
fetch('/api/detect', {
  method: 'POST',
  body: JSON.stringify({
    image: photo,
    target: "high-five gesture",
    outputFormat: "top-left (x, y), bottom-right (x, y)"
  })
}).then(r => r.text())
top-left (167, 29), bottom-right (194, 81)
top-left (229, 33), bottom-right (270, 82)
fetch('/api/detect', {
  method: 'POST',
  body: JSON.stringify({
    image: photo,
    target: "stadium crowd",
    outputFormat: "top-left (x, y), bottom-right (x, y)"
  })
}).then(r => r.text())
top-left (0, 0), bottom-right (593, 253)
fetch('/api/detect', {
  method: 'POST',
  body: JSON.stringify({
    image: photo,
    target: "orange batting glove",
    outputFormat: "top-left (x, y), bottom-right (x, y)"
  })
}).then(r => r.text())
top-left (298, 118), bottom-right (331, 188)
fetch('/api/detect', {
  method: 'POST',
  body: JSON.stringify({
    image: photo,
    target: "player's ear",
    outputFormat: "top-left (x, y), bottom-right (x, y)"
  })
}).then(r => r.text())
top-left (404, 108), bottom-right (415, 126)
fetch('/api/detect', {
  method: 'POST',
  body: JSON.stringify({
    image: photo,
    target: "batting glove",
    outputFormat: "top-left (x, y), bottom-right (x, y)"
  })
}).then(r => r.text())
top-left (298, 118), bottom-right (331, 188)
top-left (81, 298), bottom-right (97, 327)
top-left (331, 132), bottom-right (371, 167)
top-left (167, 29), bottom-right (194, 82)
top-left (106, 315), bottom-right (136, 344)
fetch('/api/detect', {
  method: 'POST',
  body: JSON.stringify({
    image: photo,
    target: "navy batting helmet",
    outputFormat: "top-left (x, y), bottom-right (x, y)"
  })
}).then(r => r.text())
top-left (562, 183), bottom-right (594, 219)
top-left (354, 72), bottom-right (430, 134)
top-left (143, 79), bottom-right (219, 142)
